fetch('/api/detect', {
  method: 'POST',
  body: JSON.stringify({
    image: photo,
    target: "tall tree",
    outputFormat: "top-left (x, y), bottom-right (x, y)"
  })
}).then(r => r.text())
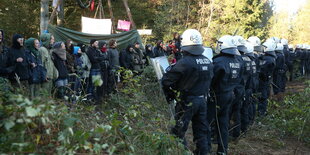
top-left (40, 0), bottom-right (49, 34)
top-left (291, 0), bottom-right (310, 44)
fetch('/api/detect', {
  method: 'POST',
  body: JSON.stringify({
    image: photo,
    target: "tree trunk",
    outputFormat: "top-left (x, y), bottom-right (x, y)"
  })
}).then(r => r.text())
top-left (107, 0), bottom-right (116, 33)
top-left (122, 0), bottom-right (136, 29)
top-left (57, 0), bottom-right (64, 26)
top-left (40, 0), bottom-right (49, 34)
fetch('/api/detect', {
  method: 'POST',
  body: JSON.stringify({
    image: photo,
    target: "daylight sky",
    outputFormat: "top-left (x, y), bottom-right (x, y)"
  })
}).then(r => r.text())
top-left (273, 0), bottom-right (307, 14)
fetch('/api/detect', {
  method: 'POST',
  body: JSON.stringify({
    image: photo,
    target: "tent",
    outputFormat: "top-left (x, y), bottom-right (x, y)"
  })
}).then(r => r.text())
top-left (47, 24), bottom-right (143, 50)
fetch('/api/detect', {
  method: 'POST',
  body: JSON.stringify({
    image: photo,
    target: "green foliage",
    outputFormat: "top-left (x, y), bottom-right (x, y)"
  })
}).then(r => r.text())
top-left (266, 81), bottom-right (310, 146)
top-left (0, 0), bottom-right (40, 42)
top-left (0, 67), bottom-right (187, 154)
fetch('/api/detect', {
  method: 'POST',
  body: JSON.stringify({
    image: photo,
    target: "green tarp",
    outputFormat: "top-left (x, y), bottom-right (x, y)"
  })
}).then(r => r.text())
top-left (47, 24), bottom-right (143, 50)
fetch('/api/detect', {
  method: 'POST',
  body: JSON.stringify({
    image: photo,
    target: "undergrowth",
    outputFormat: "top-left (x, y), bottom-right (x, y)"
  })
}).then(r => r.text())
top-left (0, 66), bottom-right (189, 154)
top-left (266, 80), bottom-right (310, 146)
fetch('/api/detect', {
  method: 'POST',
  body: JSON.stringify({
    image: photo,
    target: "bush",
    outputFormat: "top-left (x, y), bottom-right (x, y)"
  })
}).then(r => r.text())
top-left (0, 67), bottom-right (188, 154)
top-left (267, 81), bottom-right (310, 146)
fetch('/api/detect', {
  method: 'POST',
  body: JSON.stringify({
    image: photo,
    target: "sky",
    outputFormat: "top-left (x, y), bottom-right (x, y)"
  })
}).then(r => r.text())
top-left (273, 0), bottom-right (307, 14)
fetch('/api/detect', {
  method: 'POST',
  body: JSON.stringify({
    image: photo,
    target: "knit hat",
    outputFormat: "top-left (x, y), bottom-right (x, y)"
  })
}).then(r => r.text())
top-left (73, 46), bottom-right (80, 55)
top-left (90, 39), bottom-right (97, 45)
top-left (52, 41), bottom-right (63, 49)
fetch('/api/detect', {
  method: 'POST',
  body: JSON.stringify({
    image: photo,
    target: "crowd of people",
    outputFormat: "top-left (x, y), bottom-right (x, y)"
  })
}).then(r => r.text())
top-left (0, 29), bottom-right (184, 103)
top-left (1, 28), bottom-right (310, 154)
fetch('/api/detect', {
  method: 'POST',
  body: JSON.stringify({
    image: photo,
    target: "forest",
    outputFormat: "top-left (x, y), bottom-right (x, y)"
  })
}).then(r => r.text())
top-left (0, 0), bottom-right (310, 154)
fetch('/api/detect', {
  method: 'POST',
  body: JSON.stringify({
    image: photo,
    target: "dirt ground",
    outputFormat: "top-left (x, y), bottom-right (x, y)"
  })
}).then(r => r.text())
top-left (186, 79), bottom-right (310, 155)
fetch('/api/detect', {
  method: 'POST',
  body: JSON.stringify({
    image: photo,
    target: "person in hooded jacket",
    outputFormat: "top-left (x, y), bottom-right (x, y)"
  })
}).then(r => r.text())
top-left (51, 42), bottom-right (68, 99)
top-left (7, 34), bottom-right (31, 93)
top-left (71, 46), bottom-right (84, 98)
top-left (77, 43), bottom-right (91, 95)
top-left (273, 43), bottom-right (286, 95)
top-left (153, 40), bottom-right (166, 57)
top-left (65, 39), bottom-right (76, 73)
top-left (98, 40), bottom-right (110, 99)
top-left (39, 33), bottom-right (59, 94)
top-left (0, 29), bottom-right (13, 78)
top-left (25, 38), bottom-right (46, 98)
top-left (173, 32), bottom-right (181, 51)
top-left (207, 35), bottom-right (242, 154)
top-left (257, 39), bottom-right (277, 116)
top-left (107, 39), bottom-right (120, 94)
top-left (132, 42), bottom-right (145, 73)
top-left (162, 29), bottom-right (213, 155)
top-left (145, 44), bottom-right (155, 59)
top-left (120, 44), bottom-right (134, 70)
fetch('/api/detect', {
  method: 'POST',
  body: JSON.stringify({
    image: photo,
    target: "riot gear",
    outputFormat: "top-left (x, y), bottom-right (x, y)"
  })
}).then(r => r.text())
top-left (180, 29), bottom-right (204, 55)
top-left (216, 35), bottom-right (240, 55)
top-left (162, 29), bottom-right (213, 154)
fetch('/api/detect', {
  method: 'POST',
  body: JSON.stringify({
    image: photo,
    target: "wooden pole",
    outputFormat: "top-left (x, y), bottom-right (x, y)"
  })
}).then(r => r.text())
top-left (122, 0), bottom-right (136, 29)
top-left (40, 0), bottom-right (49, 33)
top-left (107, 0), bottom-right (116, 33)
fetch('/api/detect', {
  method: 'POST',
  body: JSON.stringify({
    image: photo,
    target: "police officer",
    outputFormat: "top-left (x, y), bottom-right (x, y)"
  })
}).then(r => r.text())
top-left (281, 39), bottom-right (290, 88)
top-left (207, 35), bottom-right (242, 154)
top-left (273, 43), bottom-right (286, 94)
top-left (236, 36), bottom-right (254, 134)
top-left (247, 36), bottom-right (262, 124)
top-left (229, 36), bottom-right (250, 138)
top-left (244, 41), bottom-right (257, 126)
top-left (305, 45), bottom-right (310, 77)
top-left (298, 44), bottom-right (306, 76)
top-left (257, 39), bottom-right (276, 116)
top-left (302, 44), bottom-right (308, 76)
top-left (162, 29), bottom-right (213, 155)
top-left (288, 44), bottom-right (296, 81)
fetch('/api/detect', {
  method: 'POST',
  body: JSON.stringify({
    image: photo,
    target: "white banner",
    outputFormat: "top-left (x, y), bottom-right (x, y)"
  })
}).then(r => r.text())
top-left (81, 16), bottom-right (112, 35)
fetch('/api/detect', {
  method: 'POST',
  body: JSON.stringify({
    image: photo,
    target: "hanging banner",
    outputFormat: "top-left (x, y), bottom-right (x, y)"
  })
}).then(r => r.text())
top-left (82, 16), bottom-right (112, 35)
top-left (137, 29), bottom-right (152, 35)
top-left (117, 20), bottom-right (131, 31)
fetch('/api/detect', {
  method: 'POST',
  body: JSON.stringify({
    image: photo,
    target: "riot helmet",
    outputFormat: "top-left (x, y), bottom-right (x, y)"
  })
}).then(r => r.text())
top-left (180, 29), bottom-right (204, 55)
top-left (216, 35), bottom-right (240, 56)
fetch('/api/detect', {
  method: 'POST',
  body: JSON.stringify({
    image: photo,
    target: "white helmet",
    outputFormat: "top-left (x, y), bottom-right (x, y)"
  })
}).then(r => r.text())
top-left (275, 43), bottom-right (284, 51)
top-left (307, 45), bottom-right (310, 50)
top-left (302, 44), bottom-right (308, 49)
top-left (234, 35), bottom-right (246, 46)
top-left (244, 41), bottom-right (255, 57)
top-left (288, 44), bottom-right (294, 50)
top-left (280, 38), bottom-right (288, 45)
top-left (263, 40), bottom-right (277, 57)
top-left (248, 36), bottom-right (263, 52)
top-left (263, 40), bottom-right (276, 52)
top-left (181, 29), bottom-right (204, 55)
top-left (248, 36), bottom-right (261, 46)
top-left (216, 35), bottom-right (240, 55)
top-left (270, 37), bottom-right (280, 43)
top-left (296, 44), bottom-right (302, 49)
top-left (244, 41), bottom-right (254, 53)
top-left (234, 35), bottom-right (248, 53)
